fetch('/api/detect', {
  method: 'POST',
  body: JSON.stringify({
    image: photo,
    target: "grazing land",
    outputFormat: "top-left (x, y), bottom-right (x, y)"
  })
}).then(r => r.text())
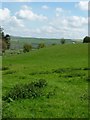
top-left (2, 43), bottom-right (89, 118)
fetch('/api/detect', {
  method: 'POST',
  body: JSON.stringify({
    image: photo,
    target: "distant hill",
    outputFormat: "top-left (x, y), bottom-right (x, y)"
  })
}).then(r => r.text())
top-left (10, 36), bottom-right (81, 49)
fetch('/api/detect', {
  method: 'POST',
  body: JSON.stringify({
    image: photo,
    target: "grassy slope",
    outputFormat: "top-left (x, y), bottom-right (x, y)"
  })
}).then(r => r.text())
top-left (2, 43), bottom-right (88, 118)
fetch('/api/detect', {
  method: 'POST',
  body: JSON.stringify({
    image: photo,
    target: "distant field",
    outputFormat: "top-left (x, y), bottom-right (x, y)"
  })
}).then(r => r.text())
top-left (10, 36), bottom-right (77, 49)
top-left (2, 43), bottom-right (89, 118)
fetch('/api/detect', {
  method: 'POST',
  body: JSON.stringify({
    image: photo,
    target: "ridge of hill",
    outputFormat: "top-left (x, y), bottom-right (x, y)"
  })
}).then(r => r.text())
top-left (10, 36), bottom-right (82, 49)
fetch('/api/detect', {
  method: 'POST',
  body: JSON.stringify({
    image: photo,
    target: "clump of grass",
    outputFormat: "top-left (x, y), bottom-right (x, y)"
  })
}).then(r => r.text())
top-left (52, 68), bottom-right (65, 73)
top-left (3, 79), bottom-right (47, 101)
top-left (29, 71), bottom-right (51, 75)
top-left (86, 77), bottom-right (90, 82)
top-left (2, 66), bottom-right (9, 71)
top-left (46, 89), bottom-right (56, 98)
top-left (52, 67), bottom-right (84, 74)
top-left (64, 75), bottom-right (73, 78)
top-left (19, 75), bottom-right (26, 79)
top-left (83, 67), bottom-right (90, 70)
top-left (4, 70), bottom-right (16, 75)
top-left (80, 92), bottom-right (89, 100)
top-left (29, 72), bottom-right (38, 75)
top-left (2, 101), bottom-right (16, 118)
top-left (64, 73), bottom-right (85, 78)
top-left (38, 71), bottom-right (51, 74)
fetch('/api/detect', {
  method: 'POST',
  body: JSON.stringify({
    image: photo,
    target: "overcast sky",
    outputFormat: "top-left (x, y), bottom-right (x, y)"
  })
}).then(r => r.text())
top-left (0, 1), bottom-right (89, 39)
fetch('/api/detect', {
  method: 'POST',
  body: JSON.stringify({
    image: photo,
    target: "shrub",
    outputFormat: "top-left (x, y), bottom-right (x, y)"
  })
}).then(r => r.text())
top-left (52, 43), bottom-right (56, 46)
top-left (23, 43), bottom-right (32, 53)
top-left (60, 38), bottom-right (65, 44)
top-left (2, 66), bottom-right (9, 70)
top-left (38, 43), bottom-right (46, 49)
top-left (3, 79), bottom-right (47, 101)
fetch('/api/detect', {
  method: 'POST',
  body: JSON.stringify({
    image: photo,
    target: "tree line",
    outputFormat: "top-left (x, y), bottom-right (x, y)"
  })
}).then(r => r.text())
top-left (0, 26), bottom-right (10, 53)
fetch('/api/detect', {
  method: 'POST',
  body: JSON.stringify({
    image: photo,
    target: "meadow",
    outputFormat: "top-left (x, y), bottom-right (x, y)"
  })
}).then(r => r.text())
top-left (2, 43), bottom-right (89, 118)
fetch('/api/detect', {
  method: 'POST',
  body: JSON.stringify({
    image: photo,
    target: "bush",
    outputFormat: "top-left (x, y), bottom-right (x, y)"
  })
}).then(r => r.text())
top-left (83, 36), bottom-right (90, 43)
top-left (52, 43), bottom-right (56, 46)
top-left (38, 43), bottom-right (46, 49)
top-left (23, 43), bottom-right (32, 53)
top-left (3, 79), bottom-right (47, 101)
top-left (60, 38), bottom-right (65, 44)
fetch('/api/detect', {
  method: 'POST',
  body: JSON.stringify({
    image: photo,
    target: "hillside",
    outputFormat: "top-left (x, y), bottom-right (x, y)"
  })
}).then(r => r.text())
top-left (2, 43), bottom-right (88, 118)
top-left (10, 36), bottom-right (73, 49)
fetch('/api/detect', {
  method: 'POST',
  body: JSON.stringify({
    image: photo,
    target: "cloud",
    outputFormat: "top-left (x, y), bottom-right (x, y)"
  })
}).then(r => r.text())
top-left (9, 16), bottom-right (24, 27)
top-left (26, 15), bottom-right (87, 38)
top-left (0, 3), bottom-right (88, 39)
top-left (56, 7), bottom-right (63, 17)
top-left (0, 8), bottom-right (24, 27)
top-left (68, 16), bottom-right (88, 28)
top-left (0, 8), bottom-right (10, 21)
top-left (0, 7), bottom-right (24, 35)
top-left (3, 0), bottom-right (32, 2)
top-left (16, 5), bottom-right (48, 21)
top-left (56, 7), bottom-right (63, 12)
top-left (76, 1), bottom-right (88, 11)
top-left (42, 5), bottom-right (49, 10)
top-left (56, 7), bottom-right (71, 17)
top-left (37, 14), bottom-right (88, 38)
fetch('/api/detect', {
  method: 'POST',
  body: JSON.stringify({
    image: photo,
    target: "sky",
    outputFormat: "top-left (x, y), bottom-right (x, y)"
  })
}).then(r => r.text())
top-left (1, 0), bottom-right (89, 2)
top-left (0, 1), bottom-right (89, 39)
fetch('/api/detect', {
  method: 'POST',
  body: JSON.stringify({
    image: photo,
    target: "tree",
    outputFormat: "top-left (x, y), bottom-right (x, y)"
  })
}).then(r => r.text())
top-left (23, 43), bottom-right (32, 53)
top-left (0, 39), bottom-right (2, 54)
top-left (83, 36), bottom-right (90, 43)
top-left (4, 34), bottom-right (11, 49)
top-left (2, 40), bottom-right (7, 53)
top-left (38, 43), bottom-right (46, 49)
top-left (0, 27), bottom-right (11, 53)
top-left (0, 26), bottom-right (3, 39)
top-left (60, 38), bottom-right (65, 44)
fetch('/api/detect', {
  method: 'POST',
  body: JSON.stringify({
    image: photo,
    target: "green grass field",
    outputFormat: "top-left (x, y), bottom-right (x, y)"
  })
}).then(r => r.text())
top-left (2, 43), bottom-right (89, 118)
